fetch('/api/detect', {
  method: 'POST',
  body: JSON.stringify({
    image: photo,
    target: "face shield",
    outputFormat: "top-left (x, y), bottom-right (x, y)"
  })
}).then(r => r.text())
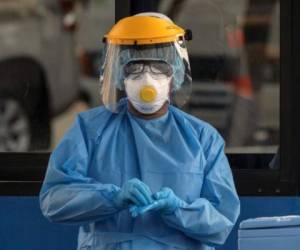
top-left (100, 41), bottom-right (192, 112)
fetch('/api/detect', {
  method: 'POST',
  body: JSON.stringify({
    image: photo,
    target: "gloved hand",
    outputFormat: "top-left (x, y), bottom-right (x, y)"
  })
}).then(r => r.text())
top-left (130, 187), bottom-right (183, 217)
top-left (113, 178), bottom-right (153, 208)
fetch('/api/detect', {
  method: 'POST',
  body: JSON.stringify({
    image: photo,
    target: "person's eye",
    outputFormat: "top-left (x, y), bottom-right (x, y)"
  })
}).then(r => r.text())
top-left (151, 63), bottom-right (172, 76)
top-left (127, 63), bottom-right (143, 74)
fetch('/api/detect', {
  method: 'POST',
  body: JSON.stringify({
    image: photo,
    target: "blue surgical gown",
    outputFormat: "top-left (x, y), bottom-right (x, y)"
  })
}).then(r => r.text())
top-left (40, 99), bottom-right (240, 250)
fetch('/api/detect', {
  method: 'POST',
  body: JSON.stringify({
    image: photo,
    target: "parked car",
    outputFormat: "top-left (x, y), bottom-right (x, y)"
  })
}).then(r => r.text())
top-left (0, 0), bottom-right (80, 151)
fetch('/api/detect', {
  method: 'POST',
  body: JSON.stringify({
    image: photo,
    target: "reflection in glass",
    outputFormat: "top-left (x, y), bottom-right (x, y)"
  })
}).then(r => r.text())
top-left (0, 98), bottom-right (30, 151)
top-left (158, 0), bottom-right (279, 155)
top-left (0, 0), bottom-right (114, 152)
top-left (0, 0), bottom-right (279, 159)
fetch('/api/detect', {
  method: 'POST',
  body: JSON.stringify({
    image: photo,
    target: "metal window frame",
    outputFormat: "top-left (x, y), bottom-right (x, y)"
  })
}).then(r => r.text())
top-left (0, 153), bottom-right (285, 196)
top-left (0, 0), bottom-right (299, 196)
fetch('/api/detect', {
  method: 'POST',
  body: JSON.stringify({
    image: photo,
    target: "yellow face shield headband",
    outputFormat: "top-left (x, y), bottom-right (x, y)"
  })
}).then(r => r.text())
top-left (104, 15), bottom-right (191, 45)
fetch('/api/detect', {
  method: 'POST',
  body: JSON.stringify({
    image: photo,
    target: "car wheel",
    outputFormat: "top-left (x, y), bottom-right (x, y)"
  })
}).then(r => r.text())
top-left (0, 59), bottom-right (51, 151)
top-left (0, 94), bottom-right (51, 152)
top-left (0, 98), bottom-right (31, 151)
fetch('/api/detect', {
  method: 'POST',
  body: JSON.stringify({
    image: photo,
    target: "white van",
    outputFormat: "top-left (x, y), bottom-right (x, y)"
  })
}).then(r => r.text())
top-left (0, 0), bottom-right (80, 151)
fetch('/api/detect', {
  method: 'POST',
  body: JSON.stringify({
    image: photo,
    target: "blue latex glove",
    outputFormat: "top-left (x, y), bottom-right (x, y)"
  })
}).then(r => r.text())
top-left (130, 187), bottom-right (183, 217)
top-left (113, 178), bottom-right (153, 208)
top-left (130, 202), bottom-right (158, 217)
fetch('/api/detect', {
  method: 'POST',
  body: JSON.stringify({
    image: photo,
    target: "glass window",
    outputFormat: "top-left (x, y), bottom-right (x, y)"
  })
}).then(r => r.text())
top-left (0, 0), bottom-right (114, 152)
top-left (0, 0), bottom-right (279, 170)
top-left (51, 0), bottom-right (115, 149)
top-left (158, 0), bottom-right (279, 160)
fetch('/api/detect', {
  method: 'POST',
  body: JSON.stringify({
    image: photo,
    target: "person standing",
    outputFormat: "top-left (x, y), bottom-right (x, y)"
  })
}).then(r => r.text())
top-left (40, 13), bottom-right (240, 250)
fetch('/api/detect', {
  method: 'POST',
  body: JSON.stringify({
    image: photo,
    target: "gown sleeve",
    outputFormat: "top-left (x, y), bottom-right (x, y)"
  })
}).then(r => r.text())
top-left (160, 127), bottom-right (240, 247)
top-left (39, 115), bottom-right (122, 225)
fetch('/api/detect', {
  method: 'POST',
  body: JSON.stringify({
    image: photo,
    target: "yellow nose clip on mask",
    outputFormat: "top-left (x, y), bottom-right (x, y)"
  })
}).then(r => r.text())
top-left (140, 86), bottom-right (157, 102)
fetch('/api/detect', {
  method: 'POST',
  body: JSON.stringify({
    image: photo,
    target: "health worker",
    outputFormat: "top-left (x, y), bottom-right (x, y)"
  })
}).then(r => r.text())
top-left (39, 12), bottom-right (240, 250)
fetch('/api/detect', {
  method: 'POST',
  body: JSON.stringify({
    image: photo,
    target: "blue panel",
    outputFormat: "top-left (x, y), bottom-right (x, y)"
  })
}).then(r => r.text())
top-left (0, 196), bottom-right (300, 250)
top-left (0, 197), bottom-right (78, 250)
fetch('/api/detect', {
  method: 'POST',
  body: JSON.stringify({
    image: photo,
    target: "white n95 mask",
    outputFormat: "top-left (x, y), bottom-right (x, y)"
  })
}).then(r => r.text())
top-left (124, 72), bottom-right (171, 114)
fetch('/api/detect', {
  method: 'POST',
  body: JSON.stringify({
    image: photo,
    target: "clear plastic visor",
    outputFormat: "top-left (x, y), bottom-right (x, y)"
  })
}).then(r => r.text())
top-left (100, 41), bottom-right (192, 112)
